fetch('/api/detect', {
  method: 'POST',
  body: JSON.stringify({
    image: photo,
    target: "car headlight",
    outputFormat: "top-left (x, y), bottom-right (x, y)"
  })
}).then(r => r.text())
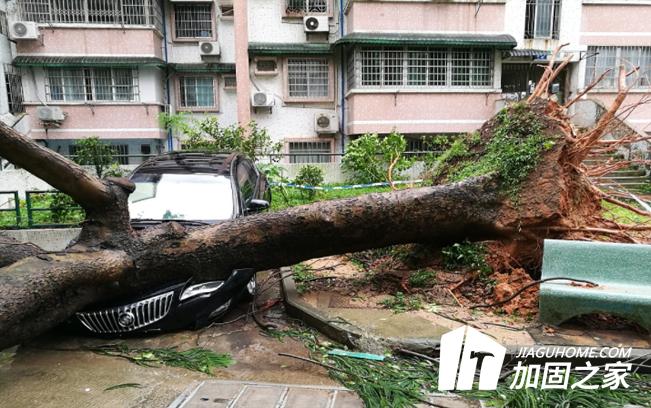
top-left (179, 281), bottom-right (224, 301)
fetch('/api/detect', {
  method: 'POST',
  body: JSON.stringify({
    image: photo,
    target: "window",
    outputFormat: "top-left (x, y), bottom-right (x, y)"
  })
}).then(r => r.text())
top-left (525, 0), bottom-right (561, 40)
top-left (255, 58), bottom-right (279, 75)
top-left (178, 76), bottom-right (217, 109)
top-left (5, 65), bottom-right (24, 114)
top-left (286, 0), bottom-right (327, 15)
top-left (16, 0), bottom-right (163, 30)
top-left (286, 58), bottom-right (330, 99)
top-left (288, 141), bottom-right (331, 163)
top-left (220, 4), bottom-right (233, 19)
top-left (46, 68), bottom-right (138, 102)
top-left (354, 47), bottom-right (493, 89)
top-left (174, 3), bottom-right (213, 39)
top-left (140, 144), bottom-right (151, 155)
top-left (585, 46), bottom-right (651, 89)
top-left (223, 75), bottom-right (237, 90)
top-left (0, 11), bottom-right (7, 36)
top-left (113, 144), bottom-right (129, 165)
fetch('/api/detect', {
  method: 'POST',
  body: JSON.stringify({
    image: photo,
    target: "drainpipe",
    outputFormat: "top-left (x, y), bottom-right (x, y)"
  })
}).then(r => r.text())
top-left (338, 0), bottom-right (346, 155)
top-left (234, 0), bottom-right (251, 126)
top-left (161, 2), bottom-right (173, 152)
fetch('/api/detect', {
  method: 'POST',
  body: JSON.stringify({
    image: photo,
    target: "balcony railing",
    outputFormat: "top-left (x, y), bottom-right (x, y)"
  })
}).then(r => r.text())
top-left (16, 0), bottom-right (163, 31)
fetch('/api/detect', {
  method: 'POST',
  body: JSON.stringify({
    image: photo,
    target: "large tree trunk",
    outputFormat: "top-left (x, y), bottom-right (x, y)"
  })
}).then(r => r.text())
top-left (0, 75), bottom-right (647, 349)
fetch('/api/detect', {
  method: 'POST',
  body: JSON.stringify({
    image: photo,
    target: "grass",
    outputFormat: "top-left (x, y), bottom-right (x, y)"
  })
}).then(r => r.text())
top-left (602, 200), bottom-right (651, 224)
top-left (270, 324), bottom-right (651, 407)
top-left (89, 344), bottom-right (233, 376)
top-left (408, 269), bottom-right (437, 288)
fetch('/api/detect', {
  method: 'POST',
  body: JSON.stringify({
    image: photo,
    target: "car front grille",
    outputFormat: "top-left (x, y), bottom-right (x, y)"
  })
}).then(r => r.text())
top-left (76, 291), bottom-right (174, 334)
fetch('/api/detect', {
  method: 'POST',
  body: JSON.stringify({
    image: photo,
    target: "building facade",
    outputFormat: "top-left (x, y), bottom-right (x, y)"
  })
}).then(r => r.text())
top-left (1, 0), bottom-right (650, 165)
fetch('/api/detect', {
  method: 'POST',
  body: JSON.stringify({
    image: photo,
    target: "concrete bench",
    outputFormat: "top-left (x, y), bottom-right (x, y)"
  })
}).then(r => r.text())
top-left (539, 239), bottom-right (651, 331)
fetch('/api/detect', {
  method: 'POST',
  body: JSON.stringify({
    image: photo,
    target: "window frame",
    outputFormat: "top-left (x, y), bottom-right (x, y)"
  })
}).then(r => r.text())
top-left (176, 74), bottom-right (219, 111)
top-left (524, 0), bottom-right (561, 40)
top-left (283, 56), bottom-right (334, 103)
top-left (4, 65), bottom-right (25, 114)
top-left (223, 74), bottom-right (237, 90)
top-left (172, 1), bottom-right (216, 42)
top-left (254, 57), bottom-right (279, 76)
top-left (585, 46), bottom-right (651, 90)
top-left (351, 47), bottom-right (494, 90)
top-left (45, 67), bottom-right (139, 103)
top-left (286, 138), bottom-right (333, 164)
top-left (284, 0), bottom-right (331, 18)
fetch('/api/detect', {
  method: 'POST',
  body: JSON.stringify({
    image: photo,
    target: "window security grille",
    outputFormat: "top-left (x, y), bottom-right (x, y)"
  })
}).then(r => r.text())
top-left (69, 143), bottom-right (130, 164)
top-left (525, 0), bottom-right (561, 40)
top-left (352, 47), bottom-right (493, 89)
top-left (174, 3), bottom-right (213, 39)
top-left (179, 76), bottom-right (215, 108)
top-left (287, 58), bottom-right (329, 98)
top-left (256, 59), bottom-right (278, 73)
top-left (0, 10), bottom-right (7, 35)
top-left (288, 141), bottom-right (332, 164)
top-left (286, 0), bottom-right (327, 15)
top-left (4, 65), bottom-right (25, 114)
top-left (46, 68), bottom-right (138, 102)
top-left (17, 0), bottom-right (163, 31)
top-left (585, 46), bottom-right (651, 89)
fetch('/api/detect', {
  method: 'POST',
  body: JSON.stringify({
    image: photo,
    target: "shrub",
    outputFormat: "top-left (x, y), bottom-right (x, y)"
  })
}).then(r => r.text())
top-left (181, 117), bottom-right (281, 162)
top-left (73, 136), bottom-right (120, 178)
top-left (342, 131), bottom-right (412, 184)
top-left (441, 240), bottom-right (492, 279)
top-left (294, 165), bottom-right (324, 199)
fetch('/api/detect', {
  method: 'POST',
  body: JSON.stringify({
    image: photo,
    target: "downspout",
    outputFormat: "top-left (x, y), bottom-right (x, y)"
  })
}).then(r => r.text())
top-left (338, 0), bottom-right (346, 155)
top-left (161, 1), bottom-right (173, 152)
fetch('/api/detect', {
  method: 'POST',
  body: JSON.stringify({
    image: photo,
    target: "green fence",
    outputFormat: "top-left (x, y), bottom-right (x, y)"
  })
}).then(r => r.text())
top-left (0, 191), bottom-right (84, 229)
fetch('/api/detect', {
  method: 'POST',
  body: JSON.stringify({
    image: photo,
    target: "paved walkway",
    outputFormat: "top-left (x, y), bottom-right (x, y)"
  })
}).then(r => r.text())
top-left (169, 381), bottom-right (363, 408)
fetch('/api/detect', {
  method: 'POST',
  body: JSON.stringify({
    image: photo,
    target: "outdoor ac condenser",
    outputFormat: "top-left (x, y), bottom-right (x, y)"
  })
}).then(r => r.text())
top-left (314, 113), bottom-right (338, 134)
top-left (199, 41), bottom-right (220, 57)
top-left (303, 16), bottom-right (328, 33)
top-left (251, 92), bottom-right (275, 108)
top-left (9, 21), bottom-right (39, 41)
top-left (36, 106), bottom-right (65, 122)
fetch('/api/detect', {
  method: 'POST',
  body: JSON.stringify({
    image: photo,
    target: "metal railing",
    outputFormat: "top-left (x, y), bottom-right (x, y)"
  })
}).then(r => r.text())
top-left (16, 0), bottom-right (164, 31)
top-left (0, 191), bottom-right (21, 228)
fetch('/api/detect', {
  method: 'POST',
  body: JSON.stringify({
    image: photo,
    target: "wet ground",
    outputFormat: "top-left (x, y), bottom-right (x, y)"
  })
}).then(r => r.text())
top-left (0, 278), bottom-right (337, 408)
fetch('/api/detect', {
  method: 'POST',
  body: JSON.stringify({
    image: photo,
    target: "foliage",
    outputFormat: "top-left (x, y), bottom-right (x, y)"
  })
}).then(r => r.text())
top-left (72, 136), bottom-right (122, 178)
top-left (408, 269), bottom-right (437, 288)
top-left (182, 117), bottom-right (281, 162)
top-left (49, 192), bottom-right (81, 224)
top-left (380, 291), bottom-right (423, 313)
top-left (294, 165), bottom-right (324, 199)
top-left (271, 324), bottom-right (651, 408)
top-left (434, 103), bottom-right (553, 195)
top-left (342, 131), bottom-right (413, 184)
top-left (258, 163), bottom-right (290, 205)
top-left (602, 200), bottom-right (651, 224)
top-left (158, 111), bottom-right (189, 135)
top-left (89, 344), bottom-right (233, 376)
top-left (291, 263), bottom-right (315, 293)
top-left (442, 241), bottom-right (492, 278)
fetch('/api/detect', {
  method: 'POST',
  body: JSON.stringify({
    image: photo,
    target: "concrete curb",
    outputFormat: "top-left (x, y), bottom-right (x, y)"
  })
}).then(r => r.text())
top-left (279, 267), bottom-right (651, 360)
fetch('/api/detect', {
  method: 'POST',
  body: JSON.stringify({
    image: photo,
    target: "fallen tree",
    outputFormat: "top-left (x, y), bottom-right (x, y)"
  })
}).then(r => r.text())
top-left (1, 51), bottom-right (649, 349)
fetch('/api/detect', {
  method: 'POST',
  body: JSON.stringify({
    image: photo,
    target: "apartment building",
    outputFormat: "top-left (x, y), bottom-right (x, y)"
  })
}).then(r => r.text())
top-left (2, 0), bottom-right (650, 166)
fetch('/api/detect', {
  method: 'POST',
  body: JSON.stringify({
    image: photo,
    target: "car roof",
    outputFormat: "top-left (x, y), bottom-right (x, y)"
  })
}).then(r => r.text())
top-left (132, 151), bottom-right (241, 175)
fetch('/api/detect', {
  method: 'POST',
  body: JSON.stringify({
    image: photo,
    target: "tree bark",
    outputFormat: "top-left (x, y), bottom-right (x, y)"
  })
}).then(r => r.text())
top-left (0, 176), bottom-right (513, 349)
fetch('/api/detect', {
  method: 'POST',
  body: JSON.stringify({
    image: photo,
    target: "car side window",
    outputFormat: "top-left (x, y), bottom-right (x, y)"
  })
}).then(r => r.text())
top-left (237, 160), bottom-right (257, 206)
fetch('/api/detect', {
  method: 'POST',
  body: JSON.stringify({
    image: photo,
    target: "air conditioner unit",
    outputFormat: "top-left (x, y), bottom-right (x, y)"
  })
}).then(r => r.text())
top-left (9, 21), bottom-right (40, 41)
top-left (303, 16), bottom-right (328, 33)
top-left (251, 92), bottom-right (274, 108)
top-left (199, 41), bottom-right (220, 56)
top-left (36, 106), bottom-right (65, 122)
top-left (314, 113), bottom-right (338, 134)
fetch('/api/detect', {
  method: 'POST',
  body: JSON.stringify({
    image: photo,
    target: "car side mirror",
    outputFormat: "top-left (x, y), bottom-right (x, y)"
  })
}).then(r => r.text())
top-left (247, 199), bottom-right (269, 212)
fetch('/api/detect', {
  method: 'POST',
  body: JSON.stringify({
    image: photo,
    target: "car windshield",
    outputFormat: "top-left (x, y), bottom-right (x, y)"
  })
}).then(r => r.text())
top-left (128, 172), bottom-right (234, 222)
